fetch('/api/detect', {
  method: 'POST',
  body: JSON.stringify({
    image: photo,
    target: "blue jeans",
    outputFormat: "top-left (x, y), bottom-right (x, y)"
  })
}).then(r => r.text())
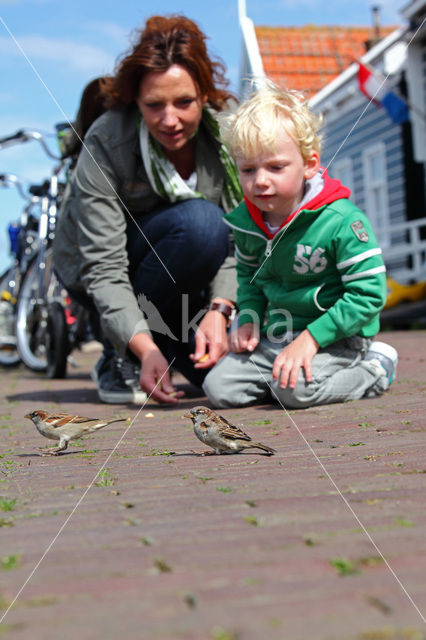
top-left (126, 199), bottom-right (229, 386)
top-left (69, 199), bottom-right (229, 387)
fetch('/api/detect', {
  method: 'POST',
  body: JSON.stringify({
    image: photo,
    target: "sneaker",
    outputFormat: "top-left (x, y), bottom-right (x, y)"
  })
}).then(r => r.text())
top-left (91, 354), bottom-right (147, 404)
top-left (90, 353), bottom-right (106, 384)
top-left (364, 341), bottom-right (398, 385)
top-left (119, 357), bottom-right (142, 389)
top-left (91, 353), bottom-right (140, 384)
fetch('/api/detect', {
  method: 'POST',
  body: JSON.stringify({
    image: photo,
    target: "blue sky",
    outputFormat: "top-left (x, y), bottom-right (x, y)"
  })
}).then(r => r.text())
top-left (0, 0), bottom-right (403, 272)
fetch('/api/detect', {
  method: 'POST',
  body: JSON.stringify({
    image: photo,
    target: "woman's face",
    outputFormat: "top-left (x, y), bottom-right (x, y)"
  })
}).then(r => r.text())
top-left (136, 64), bottom-right (206, 153)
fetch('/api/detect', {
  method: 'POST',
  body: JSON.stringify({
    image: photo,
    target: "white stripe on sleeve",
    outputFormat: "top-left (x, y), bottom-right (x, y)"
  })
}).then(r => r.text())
top-left (337, 248), bottom-right (382, 270)
top-left (341, 265), bottom-right (386, 282)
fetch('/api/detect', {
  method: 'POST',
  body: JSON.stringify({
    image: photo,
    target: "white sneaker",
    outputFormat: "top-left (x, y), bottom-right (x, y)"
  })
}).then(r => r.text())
top-left (364, 341), bottom-right (398, 384)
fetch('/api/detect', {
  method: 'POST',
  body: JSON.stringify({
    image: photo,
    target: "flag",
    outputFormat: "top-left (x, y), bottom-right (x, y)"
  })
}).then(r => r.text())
top-left (357, 62), bottom-right (409, 124)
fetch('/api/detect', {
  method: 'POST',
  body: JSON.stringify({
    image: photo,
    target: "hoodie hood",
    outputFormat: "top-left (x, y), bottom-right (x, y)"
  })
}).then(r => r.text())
top-left (244, 168), bottom-right (351, 239)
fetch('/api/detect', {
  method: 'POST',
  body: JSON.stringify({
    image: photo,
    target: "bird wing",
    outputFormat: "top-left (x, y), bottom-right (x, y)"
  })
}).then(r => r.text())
top-left (67, 415), bottom-right (98, 424)
top-left (46, 414), bottom-right (97, 428)
top-left (210, 414), bottom-right (252, 441)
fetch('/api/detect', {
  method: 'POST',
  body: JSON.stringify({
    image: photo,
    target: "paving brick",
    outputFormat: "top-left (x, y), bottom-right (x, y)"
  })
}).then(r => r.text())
top-left (0, 331), bottom-right (425, 639)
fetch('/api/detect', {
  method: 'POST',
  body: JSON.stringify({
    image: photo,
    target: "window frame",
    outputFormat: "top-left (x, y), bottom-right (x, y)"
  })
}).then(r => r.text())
top-left (362, 141), bottom-right (390, 248)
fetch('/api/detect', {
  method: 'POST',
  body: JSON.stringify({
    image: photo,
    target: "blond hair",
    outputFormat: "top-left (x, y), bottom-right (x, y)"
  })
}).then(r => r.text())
top-left (221, 81), bottom-right (322, 162)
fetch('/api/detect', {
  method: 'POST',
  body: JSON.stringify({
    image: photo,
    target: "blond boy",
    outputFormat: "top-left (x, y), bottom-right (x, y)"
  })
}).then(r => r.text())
top-left (203, 83), bottom-right (397, 409)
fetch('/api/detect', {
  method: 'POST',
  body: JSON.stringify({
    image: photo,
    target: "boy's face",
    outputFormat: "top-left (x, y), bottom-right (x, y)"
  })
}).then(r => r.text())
top-left (236, 128), bottom-right (320, 221)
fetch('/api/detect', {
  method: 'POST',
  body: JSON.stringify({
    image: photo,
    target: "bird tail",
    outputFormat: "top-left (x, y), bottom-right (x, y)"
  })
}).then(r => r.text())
top-left (252, 442), bottom-right (276, 455)
top-left (91, 418), bottom-right (127, 433)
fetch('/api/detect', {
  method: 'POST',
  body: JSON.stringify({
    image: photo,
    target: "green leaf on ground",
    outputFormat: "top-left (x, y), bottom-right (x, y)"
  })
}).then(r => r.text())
top-left (94, 469), bottom-right (115, 487)
top-left (395, 517), bottom-right (414, 527)
top-left (211, 628), bottom-right (237, 640)
top-left (0, 498), bottom-right (16, 511)
top-left (1, 554), bottom-right (20, 571)
top-left (330, 557), bottom-right (358, 576)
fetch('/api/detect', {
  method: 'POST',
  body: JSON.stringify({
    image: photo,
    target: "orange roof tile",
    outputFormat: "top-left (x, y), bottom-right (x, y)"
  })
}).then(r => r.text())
top-left (254, 25), bottom-right (396, 98)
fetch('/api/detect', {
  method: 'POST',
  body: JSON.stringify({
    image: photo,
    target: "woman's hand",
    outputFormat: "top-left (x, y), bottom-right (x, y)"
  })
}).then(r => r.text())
top-left (191, 309), bottom-right (229, 369)
top-left (229, 323), bottom-right (259, 353)
top-left (129, 333), bottom-right (184, 404)
top-left (272, 329), bottom-right (319, 390)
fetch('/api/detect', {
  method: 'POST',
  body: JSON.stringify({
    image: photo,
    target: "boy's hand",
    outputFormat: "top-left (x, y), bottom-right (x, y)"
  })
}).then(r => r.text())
top-left (272, 329), bottom-right (319, 389)
top-left (229, 323), bottom-right (260, 353)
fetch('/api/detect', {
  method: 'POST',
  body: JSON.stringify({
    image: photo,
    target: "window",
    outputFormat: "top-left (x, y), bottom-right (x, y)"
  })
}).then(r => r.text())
top-left (331, 157), bottom-right (355, 199)
top-left (362, 142), bottom-right (390, 248)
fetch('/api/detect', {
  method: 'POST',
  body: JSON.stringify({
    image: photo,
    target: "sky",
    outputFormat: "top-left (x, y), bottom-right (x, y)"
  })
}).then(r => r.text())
top-left (0, 0), bottom-right (404, 272)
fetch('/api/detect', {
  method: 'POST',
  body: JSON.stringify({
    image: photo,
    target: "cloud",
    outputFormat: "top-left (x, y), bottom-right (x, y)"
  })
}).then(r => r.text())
top-left (0, 34), bottom-right (115, 73)
top-left (87, 21), bottom-right (131, 46)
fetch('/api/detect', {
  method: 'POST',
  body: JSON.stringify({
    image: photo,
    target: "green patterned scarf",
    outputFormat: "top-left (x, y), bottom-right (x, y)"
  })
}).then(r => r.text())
top-left (139, 108), bottom-right (242, 212)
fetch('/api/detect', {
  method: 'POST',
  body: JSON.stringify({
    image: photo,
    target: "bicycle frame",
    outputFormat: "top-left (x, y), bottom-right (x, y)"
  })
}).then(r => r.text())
top-left (0, 128), bottom-right (71, 374)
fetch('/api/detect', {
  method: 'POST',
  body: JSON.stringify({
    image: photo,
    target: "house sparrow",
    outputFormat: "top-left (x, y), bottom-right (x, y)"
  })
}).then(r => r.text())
top-left (184, 406), bottom-right (276, 456)
top-left (25, 409), bottom-right (127, 455)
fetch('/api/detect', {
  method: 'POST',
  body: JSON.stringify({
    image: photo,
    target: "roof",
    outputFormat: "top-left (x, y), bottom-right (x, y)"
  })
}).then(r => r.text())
top-left (255, 24), bottom-right (396, 98)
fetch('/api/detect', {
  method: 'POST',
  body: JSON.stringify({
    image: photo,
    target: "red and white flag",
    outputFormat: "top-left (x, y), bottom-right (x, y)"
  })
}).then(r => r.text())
top-left (358, 62), bottom-right (409, 124)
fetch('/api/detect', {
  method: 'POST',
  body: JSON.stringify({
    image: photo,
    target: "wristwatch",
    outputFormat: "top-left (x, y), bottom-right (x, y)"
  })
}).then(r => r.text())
top-left (207, 301), bottom-right (236, 326)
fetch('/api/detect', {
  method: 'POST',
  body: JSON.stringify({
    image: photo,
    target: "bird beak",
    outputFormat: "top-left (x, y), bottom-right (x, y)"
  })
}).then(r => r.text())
top-left (24, 413), bottom-right (31, 419)
top-left (184, 411), bottom-right (194, 419)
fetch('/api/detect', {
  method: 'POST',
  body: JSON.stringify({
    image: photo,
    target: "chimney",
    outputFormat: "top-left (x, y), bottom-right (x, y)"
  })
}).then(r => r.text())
top-left (365, 4), bottom-right (382, 51)
top-left (372, 5), bottom-right (381, 40)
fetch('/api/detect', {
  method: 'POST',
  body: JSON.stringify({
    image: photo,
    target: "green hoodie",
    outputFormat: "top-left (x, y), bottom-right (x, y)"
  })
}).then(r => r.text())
top-left (223, 169), bottom-right (387, 348)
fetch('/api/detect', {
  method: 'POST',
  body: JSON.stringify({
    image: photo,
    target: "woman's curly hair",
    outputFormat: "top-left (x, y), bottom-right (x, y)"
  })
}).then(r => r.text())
top-left (101, 14), bottom-right (233, 111)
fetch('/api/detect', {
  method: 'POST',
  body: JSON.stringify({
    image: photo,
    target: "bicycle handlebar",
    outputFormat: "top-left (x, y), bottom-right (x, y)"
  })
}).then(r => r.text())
top-left (0, 128), bottom-right (61, 160)
top-left (0, 172), bottom-right (32, 202)
top-left (0, 130), bottom-right (26, 144)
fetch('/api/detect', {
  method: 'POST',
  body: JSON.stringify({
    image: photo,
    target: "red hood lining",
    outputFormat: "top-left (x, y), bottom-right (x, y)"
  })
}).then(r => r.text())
top-left (244, 169), bottom-right (351, 239)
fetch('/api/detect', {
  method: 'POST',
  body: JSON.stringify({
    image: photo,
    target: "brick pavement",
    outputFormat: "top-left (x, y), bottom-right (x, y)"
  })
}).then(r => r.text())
top-left (0, 330), bottom-right (426, 640)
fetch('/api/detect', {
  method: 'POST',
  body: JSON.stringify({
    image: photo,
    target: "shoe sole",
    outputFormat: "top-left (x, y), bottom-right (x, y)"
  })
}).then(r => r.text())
top-left (97, 389), bottom-right (148, 404)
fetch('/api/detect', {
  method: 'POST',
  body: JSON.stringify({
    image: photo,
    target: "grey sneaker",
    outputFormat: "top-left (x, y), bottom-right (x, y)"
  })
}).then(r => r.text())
top-left (364, 341), bottom-right (398, 385)
top-left (91, 354), bottom-right (147, 404)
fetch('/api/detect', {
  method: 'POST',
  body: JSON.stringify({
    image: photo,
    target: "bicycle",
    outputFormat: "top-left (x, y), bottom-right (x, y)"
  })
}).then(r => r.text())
top-left (0, 172), bottom-right (40, 366)
top-left (0, 129), bottom-right (70, 377)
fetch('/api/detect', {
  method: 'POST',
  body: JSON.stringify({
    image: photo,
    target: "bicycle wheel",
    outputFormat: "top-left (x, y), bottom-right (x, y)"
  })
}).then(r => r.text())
top-left (46, 301), bottom-right (68, 379)
top-left (16, 249), bottom-right (66, 372)
top-left (0, 266), bottom-right (20, 367)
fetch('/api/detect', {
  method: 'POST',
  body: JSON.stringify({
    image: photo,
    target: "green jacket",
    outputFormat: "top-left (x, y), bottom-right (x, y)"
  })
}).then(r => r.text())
top-left (223, 170), bottom-right (387, 347)
top-left (53, 105), bottom-right (238, 355)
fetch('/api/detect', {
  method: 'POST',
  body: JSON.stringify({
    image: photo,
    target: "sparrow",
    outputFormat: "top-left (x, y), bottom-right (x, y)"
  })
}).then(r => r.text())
top-left (25, 409), bottom-right (127, 455)
top-left (184, 406), bottom-right (276, 456)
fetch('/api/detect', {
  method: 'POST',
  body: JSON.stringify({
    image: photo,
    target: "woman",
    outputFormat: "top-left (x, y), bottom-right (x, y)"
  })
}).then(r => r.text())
top-left (53, 15), bottom-right (242, 404)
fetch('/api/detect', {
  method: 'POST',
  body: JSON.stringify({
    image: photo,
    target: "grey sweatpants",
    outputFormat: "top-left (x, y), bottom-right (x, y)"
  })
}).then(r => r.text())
top-left (202, 334), bottom-right (389, 409)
